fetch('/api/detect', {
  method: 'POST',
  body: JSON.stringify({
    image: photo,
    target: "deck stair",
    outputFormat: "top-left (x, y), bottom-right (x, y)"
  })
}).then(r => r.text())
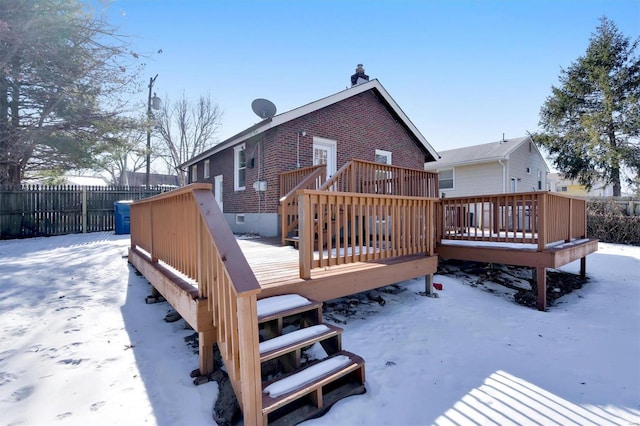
top-left (256, 294), bottom-right (366, 425)
top-left (283, 228), bottom-right (299, 249)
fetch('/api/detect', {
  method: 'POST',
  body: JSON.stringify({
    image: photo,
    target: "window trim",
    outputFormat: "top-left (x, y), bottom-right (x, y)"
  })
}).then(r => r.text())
top-left (438, 168), bottom-right (454, 190)
top-left (204, 159), bottom-right (210, 179)
top-left (234, 144), bottom-right (246, 191)
top-left (191, 164), bottom-right (198, 182)
top-left (375, 149), bottom-right (392, 165)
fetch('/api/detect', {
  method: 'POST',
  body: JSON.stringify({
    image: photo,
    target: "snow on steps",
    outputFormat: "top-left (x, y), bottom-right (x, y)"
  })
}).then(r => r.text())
top-left (259, 324), bottom-right (343, 363)
top-left (261, 351), bottom-right (366, 420)
top-left (257, 294), bottom-right (312, 318)
top-left (256, 294), bottom-right (366, 425)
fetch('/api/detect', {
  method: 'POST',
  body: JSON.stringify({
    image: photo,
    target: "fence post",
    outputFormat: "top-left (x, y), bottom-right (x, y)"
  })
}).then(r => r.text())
top-left (82, 186), bottom-right (88, 233)
top-left (537, 193), bottom-right (546, 251)
top-left (299, 191), bottom-right (312, 279)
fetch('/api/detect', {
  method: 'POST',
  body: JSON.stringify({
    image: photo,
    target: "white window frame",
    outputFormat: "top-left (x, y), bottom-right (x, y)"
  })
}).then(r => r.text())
top-left (375, 149), bottom-right (392, 165)
top-left (191, 164), bottom-right (198, 182)
top-left (374, 149), bottom-right (393, 193)
top-left (439, 168), bottom-right (454, 190)
top-left (204, 159), bottom-right (210, 179)
top-left (537, 170), bottom-right (543, 190)
top-left (234, 143), bottom-right (246, 191)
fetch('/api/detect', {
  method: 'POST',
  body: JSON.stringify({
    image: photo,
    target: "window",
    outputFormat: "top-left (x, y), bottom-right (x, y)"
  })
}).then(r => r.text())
top-left (234, 144), bottom-right (246, 190)
top-left (375, 149), bottom-right (392, 165)
top-left (560, 186), bottom-right (568, 192)
top-left (191, 164), bottom-right (198, 182)
top-left (204, 159), bottom-right (210, 179)
top-left (439, 169), bottom-right (454, 190)
top-left (235, 214), bottom-right (245, 224)
top-left (537, 170), bottom-right (542, 190)
top-left (374, 149), bottom-right (392, 193)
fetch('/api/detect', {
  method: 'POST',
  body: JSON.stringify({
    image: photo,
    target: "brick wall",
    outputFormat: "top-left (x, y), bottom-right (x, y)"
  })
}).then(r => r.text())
top-left (192, 90), bottom-right (431, 214)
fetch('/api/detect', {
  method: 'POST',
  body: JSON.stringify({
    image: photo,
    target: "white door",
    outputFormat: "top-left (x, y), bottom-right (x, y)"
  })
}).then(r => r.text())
top-left (313, 137), bottom-right (337, 178)
top-left (214, 175), bottom-right (223, 211)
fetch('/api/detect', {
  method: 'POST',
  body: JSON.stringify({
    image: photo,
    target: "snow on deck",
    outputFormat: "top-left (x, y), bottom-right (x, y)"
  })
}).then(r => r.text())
top-left (440, 237), bottom-right (590, 250)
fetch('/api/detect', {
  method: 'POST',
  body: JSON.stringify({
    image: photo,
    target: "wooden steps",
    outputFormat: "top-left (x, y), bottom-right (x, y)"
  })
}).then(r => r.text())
top-left (256, 294), bottom-right (366, 425)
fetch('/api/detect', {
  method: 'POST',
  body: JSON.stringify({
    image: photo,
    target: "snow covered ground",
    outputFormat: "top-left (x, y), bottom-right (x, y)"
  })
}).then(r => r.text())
top-left (0, 232), bottom-right (638, 425)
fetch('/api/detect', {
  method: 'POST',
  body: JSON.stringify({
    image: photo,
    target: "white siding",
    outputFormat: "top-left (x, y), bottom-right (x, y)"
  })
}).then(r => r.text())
top-left (507, 140), bottom-right (548, 192)
top-left (441, 162), bottom-right (504, 197)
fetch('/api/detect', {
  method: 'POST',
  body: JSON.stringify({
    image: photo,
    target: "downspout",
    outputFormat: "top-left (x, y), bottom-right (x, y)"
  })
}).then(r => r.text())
top-left (498, 159), bottom-right (506, 193)
top-left (296, 131), bottom-right (306, 168)
top-left (296, 132), bottom-right (300, 169)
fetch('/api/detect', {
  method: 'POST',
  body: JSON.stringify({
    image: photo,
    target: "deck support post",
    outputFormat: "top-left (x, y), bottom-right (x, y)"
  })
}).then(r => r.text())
top-left (198, 330), bottom-right (216, 376)
top-left (533, 267), bottom-right (547, 311)
top-left (580, 257), bottom-right (586, 279)
top-left (424, 274), bottom-right (433, 295)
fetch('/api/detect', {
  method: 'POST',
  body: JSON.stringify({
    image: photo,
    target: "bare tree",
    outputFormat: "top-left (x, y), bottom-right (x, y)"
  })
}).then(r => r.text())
top-left (94, 118), bottom-right (149, 185)
top-left (155, 92), bottom-right (222, 185)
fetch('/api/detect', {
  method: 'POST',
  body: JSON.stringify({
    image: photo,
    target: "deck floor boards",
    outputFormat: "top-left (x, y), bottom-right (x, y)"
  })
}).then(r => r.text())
top-left (236, 237), bottom-right (438, 300)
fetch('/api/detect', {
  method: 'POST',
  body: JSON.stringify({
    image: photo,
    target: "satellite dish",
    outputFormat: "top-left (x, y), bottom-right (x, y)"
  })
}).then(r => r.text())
top-left (252, 98), bottom-right (277, 119)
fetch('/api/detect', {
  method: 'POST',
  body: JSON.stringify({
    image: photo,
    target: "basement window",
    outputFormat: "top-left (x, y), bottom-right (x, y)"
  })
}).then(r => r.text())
top-left (236, 214), bottom-right (245, 224)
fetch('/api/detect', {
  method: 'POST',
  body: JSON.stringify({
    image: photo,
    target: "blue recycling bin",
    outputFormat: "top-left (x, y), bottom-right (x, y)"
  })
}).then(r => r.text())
top-left (114, 200), bottom-right (133, 235)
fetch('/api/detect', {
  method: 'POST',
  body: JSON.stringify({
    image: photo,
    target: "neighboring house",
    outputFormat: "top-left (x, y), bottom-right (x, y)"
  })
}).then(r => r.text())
top-left (424, 136), bottom-right (550, 197)
top-left (123, 171), bottom-right (180, 188)
top-left (180, 79), bottom-right (439, 236)
top-left (547, 173), bottom-right (614, 197)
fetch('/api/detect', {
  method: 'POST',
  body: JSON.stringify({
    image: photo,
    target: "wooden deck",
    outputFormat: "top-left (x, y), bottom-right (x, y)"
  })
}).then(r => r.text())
top-left (238, 236), bottom-right (438, 301)
top-left (127, 179), bottom-right (598, 424)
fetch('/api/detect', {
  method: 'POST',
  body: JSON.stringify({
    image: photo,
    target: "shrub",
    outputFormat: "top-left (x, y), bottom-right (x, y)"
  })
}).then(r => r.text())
top-left (587, 199), bottom-right (640, 246)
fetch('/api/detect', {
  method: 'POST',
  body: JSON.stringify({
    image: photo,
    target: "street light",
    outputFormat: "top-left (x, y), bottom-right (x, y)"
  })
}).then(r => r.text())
top-left (145, 74), bottom-right (161, 187)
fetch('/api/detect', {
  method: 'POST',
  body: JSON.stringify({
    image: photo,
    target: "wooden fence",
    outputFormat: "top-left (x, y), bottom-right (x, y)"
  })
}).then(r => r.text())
top-left (0, 185), bottom-right (168, 239)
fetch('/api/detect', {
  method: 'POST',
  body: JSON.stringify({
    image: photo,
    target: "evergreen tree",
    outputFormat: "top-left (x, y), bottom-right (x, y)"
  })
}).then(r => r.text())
top-left (0, 0), bottom-right (142, 184)
top-left (537, 17), bottom-right (640, 196)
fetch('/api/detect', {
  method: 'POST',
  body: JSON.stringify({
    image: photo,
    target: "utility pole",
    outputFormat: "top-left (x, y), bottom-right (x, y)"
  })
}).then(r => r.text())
top-left (145, 74), bottom-right (159, 187)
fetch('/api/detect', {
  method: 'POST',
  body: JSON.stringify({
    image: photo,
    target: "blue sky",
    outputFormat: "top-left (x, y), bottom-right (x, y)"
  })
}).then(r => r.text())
top-left (98, 0), bottom-right (639, 152)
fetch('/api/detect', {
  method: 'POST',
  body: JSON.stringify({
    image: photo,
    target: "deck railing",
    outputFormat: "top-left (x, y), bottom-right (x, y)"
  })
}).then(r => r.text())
top-left (319, 159), bottom-right (440, 198)
top-left (280, 164), bottom-right (326, 198)
top-left (297, 189), bottom-right (438, 279)
top-left (279, 165), bottom-right (326, 245)
top-left (130, 184), bottom-right (262, 425)
top-left (436, 191), bottom-right (588, 251)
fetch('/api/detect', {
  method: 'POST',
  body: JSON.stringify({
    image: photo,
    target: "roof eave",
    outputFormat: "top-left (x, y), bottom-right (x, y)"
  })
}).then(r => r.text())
top-left (181, 79), bottom-right (439, 167)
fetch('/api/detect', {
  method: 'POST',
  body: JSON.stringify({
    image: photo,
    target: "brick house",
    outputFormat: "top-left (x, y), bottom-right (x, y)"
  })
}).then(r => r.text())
top-left (181, 79), bottom-right (439, 236)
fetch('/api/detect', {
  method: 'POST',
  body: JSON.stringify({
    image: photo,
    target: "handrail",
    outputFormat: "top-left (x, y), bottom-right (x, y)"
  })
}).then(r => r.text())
top-left (319, 159), bottom-right (439, 197)
top-left (129, 184), bottom-right (262, 425)
top-left (279, 164), bottom-right (326, 199)
top-left (279, 166), bottom-right (326, 245)
top-left (436, 191), bottom-right (588, 251)
top-left (297, 189), bottom-right (439, 279)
